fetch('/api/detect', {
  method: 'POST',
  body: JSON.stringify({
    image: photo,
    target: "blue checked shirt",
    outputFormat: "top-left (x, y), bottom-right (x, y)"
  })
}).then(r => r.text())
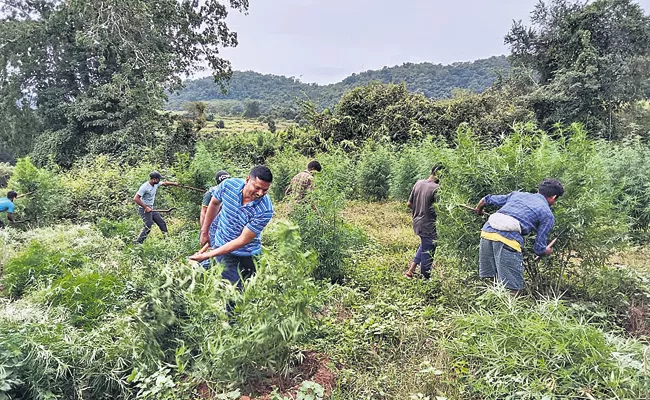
top-left (481, 191), bottom-right (555, 255)
top-left (208, 178), bottom-right (274, 256)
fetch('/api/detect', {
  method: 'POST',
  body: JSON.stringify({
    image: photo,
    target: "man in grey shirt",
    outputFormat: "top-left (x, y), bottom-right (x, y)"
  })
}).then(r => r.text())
top-left (133, 171), bottom-right (179, 244)
top-left (405, 165), bottom-right (442, 279)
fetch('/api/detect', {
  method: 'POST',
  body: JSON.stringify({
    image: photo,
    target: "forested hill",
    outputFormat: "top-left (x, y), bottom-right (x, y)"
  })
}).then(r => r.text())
top-left (167, 55), bottom-right (510, 109)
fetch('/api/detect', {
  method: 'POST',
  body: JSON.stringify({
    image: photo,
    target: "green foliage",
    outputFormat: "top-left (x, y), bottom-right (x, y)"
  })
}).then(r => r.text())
top-left (443, 289), bottom-right (649, 398)
top-left (1, 242), bottom-right (87, 298)
top-left (0, 163), bottom-right (13, 188)
top-left (505, 0), bottom-right (650, 137)
top-left (391, 139), bottom-right (448, 201)
top-left (0, 0), bottom-right (248, 166)
top-left (289, 177), bottom-right (366, 282)
top-left (6, 157), bottom-right (64, 223)
top-left (268, 118), bottom-right (277, 133)
top-left (600, 139), bottom-right (650, 240)
top-left (243, 100), bottom-right (262, 118)
top-left (357, 143), bottom-right (392, 201)
top-left (437, 123), bottom-right (625, 294)
top-left (167, 56), bottom-right (511, 112)
top-left (302, 81), bottom-right (532, 148)
top-left (44, 269), bottom-right (125, 329)
top-left (58, 156), bottom-right (157, 223)
top-left (211, 130), bottom-right (280, 166)
top-left (267, 149), bottom-right (308, 202)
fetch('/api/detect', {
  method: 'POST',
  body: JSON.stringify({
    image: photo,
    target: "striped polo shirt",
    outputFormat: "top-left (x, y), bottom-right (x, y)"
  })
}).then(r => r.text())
top-left (208, 178), bottom-right (274, 256)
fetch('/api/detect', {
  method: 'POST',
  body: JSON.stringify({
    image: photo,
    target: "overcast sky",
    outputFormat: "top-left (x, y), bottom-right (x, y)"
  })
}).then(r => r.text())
top-left (213, 0), bottom-right (650, 84)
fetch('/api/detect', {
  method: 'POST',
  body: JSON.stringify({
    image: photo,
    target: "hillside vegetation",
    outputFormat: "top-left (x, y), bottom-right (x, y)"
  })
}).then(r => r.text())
top-left (166, 56), bottom-right (511, 112)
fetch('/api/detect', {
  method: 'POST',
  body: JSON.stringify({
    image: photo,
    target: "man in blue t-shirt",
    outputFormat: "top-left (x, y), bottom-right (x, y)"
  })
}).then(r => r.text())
top-left (0, 191), bottom-right (18, 228)
top-left (133, 171), bottom-right (179, 244)
top-left (190, 165), bottom-right (274, 288)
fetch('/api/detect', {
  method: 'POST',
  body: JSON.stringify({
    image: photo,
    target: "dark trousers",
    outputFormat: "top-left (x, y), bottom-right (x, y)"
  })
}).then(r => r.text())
top-left (214, 253), bottom-right (257, 289)
top-left (135, 208), bottom-right (168, 243)
top-left (413, 235), bottom-right (436, 279)
top-left (201, 253), bottom-right (257, 316)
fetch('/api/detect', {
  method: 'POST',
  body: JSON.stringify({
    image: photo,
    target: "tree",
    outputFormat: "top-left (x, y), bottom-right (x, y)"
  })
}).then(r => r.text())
top-left (0, 0), bottom-right (249, 166)
top-left (505, 0), bottom-right (650, 138)
top-left (243, 100), bottom-right (262, 118)
top-left (267, 118), bottom-right (277, 133)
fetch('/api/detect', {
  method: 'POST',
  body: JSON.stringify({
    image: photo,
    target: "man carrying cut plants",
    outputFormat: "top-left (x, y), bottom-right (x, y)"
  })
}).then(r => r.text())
top-left (473, 178), bottom-right (564, 293)
top-left (405, 165), bottom-right (443, 279)
top-left (189, 165), bottom-right (274, 290)
top-left (133, 171), bottom-right (179, 244)
top-left (285, 160), bottom-right (322, 201)
top-left (0, 190), bottom-right (18, 228)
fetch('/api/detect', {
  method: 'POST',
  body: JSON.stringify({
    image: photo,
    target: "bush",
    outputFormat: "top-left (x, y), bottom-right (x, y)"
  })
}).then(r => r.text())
top-left (6, 157), bottom-right (66, 224)
top-left (443, 289), bottom-right (649, 399)
top-left (44, 269), bottom-right (125, 329)
top-left (289, 175), bottom-right (366, 282)
top-left (436, 123), bottom-right (625, 294)
top-left (0, 162), bottom-right (13, 188)
top-left (267, 118), bottom-right (277, 133)
top-left (600, 139), bottom-right (650, 241)
top-left (357, 143), bottom-right (391, 201)
top-left (1, 242), bottom-right (88, 298)
top-left (267, 149), bottom-right (307, 202)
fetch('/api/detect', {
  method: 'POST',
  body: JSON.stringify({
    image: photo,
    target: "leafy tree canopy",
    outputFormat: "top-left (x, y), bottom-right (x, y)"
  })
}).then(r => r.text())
top-left (505, 0), bottom-right (650, 138)
top-left (0, 0), bottom-right (248, 166)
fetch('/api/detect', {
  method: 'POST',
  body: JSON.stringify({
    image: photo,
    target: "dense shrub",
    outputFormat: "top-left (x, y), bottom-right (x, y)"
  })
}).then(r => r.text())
top-left (390, 138), bottom-right (449, 201)
top-left (437, 123), bottom-right (625, 294)
top-left (290, 174), bottom-right (366, 282)
top-left (1, 242), bottom-right (88, 298)
top-left (44, 269), bottom-right (126, 329)
top-left (266, 149), bottom-right (308, 202)
top-left (0, 162), bottom-right (13, 188)
top-left (443, 289), bottom-right (649, 398)
top-left (600, 139), bottom-right (650, 241)
top-left (6, 157), bottom-right (65, 224)
top-left (356, 143), bottom-right (391, 201)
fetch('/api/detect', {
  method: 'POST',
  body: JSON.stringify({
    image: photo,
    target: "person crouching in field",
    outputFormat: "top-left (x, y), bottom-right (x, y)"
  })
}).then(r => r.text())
top-left (190, 166), bottom-right (274, 293)
top-left (133, 171), bottom-right (179, 244)
top-left (405, 165), bottom-right (443, 279)
top-left (473, 178), bottom-right (564, 294)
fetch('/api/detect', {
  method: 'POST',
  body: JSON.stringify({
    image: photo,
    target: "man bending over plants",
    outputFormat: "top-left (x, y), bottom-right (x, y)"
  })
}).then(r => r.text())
top-left (190, 165), bottom-right (274, 291)
top-left (133, 171), bottom-right (179, 244)
top-left (405, 165), bottom-right (443, 279)
top-left (473, 178), bottom-right (564, 293)
top-left (0, 190), bottom-right (18, 228)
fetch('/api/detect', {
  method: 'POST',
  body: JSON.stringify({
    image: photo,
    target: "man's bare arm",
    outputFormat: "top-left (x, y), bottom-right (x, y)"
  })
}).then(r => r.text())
top-left (191, 227), bottom-right (256, 261)
top-left (133, 194), bottom-right (152, 212)
top-left (199, 196), bottom-right (222, 246)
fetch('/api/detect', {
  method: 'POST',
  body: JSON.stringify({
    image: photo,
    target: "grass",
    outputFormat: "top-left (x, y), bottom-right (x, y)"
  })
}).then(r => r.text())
top-left (199, 117), bottom-right (294, 137)
top-left (1, 198), bottom-right (649, 399)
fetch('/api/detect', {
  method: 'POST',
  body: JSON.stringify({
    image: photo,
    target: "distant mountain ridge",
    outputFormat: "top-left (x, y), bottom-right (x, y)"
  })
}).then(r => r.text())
top-left (167, 55), bottom-right (511, 110)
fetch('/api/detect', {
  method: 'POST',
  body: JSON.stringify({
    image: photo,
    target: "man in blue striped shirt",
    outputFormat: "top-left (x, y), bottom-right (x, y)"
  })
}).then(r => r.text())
top-left (190, 165), bottom-right (274, 288)
top-left (473, 178), bottom-right (564, 292)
